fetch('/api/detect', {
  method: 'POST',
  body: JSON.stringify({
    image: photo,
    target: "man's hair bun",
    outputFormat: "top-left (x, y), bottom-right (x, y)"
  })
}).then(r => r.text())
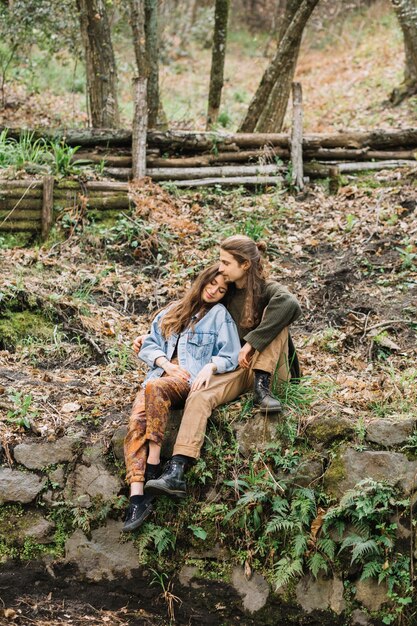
top-left (256, 240), bottom-right (267, 254)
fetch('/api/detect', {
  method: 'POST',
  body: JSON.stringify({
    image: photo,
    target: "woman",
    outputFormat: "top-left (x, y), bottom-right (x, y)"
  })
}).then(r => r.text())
top-left (123, 264), bottom-right (240, 532)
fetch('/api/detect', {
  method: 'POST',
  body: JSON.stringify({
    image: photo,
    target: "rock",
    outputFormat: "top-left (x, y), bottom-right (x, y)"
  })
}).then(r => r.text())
top-left (82, 444), bottom-right (107, 464)
top-left (188, 543), bottom-right (228, 560)
top-left (0, 468), bottom-right (46, 504)
top-left (355, 578), bottom-right (388, 611)
top-left (178, 565), bottom-right (200, 588)
top-left (22, 515), bottom-right (55, 543)
top-left (111, 426), bottom-right (127, 461)
top-left (306, 415), bottom-right (355, 448)
top-left (49, 466), bottom-right (65, 488)
top-left (278, 457), bottom-right (324, 488)
top-left (13, 436), bottom-right (78, 469)
top-left (233, 413), bottom-right (279, 457)
top-left (65, 463), bottom-right (122, 506)
top-left (324, 447), bottom-right (417, 498)
top-left (65, 520), bottom-right (139, 581)
top-left (366, 418), bottom-right (416, 446)
top-left (295, 574), bottom-right (345, 614)
top-left (351, 608), bottom-right (371, 625)
top-left (231, 566), bottom-right (269, 613)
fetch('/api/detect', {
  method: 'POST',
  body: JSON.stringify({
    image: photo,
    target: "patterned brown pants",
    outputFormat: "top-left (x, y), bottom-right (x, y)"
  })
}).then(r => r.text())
top-left (124, 376), bottom-right (190, 485)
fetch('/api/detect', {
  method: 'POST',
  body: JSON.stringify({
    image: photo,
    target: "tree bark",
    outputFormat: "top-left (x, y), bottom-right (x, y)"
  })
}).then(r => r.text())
top-left (391, 0), bottom-right (417, 104)
top-left (129, 0), bottom-right (149, 179)
top-left (76, 0), bottom-right (120, 128)
top-left (206, 0), bottom-right (230, 128)
top-left (256, 0), bottom-right (303, 132)
top-left (145, 0), bottom-right (160, 128)
top-left (239, 0), bottom-right (319, 133)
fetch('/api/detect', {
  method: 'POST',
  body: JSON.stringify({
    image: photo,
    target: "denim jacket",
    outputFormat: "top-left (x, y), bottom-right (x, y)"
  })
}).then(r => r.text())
top-left (139, 303), bottom-right (240, 385)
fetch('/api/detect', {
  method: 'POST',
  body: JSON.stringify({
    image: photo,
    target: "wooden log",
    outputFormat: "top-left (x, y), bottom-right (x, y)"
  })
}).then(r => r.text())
top-left (304, 148), bottom-right (417, 161)
top-left (147, 148), bottom-right (289, 167)
top-left (56, 180), bottom-right (129, 192)
top-left (0, 210), bottom-right (41, 221)
top-left (0, 220), bottom-right (41, 231)
top-left (104, 163), bottom-right (282, 181)
top-left (336, 160), bottom-right (417, 172)
top-left (4, 126), bottom-right (417, 151)
top-left (0, 189), bottom-right (42, 199)
top-left (54, 194), bottom-right (130, 210)
top-left (0, 179), bottom-right (43, 190)
top-left (41, 175), bottom-right (54, 240)
top-left (290, 82), bottom-right (304, 190)
top-left (75, 152), bottom-right (133, 167)
top-left (164, 175), bottom-right (283, 187)
top-left (0, 199), bottom-right (42, 210)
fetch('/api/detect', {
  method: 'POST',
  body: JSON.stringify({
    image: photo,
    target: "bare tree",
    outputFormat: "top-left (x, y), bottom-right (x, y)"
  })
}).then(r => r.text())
top-left (239, 0), bottom-right (319, 133)
top-left (206, 0), bottom-right (230, 128)
top-left (76, 0), bottom-right (120, 128)
top-left (145, 0), bottom-right (160, 128)
top-left (256, 0), bottom-right (303, 132)
top-left (129, 0), bottom-right (148, 179)
top-left (391, 0), bottom-right (417, 104)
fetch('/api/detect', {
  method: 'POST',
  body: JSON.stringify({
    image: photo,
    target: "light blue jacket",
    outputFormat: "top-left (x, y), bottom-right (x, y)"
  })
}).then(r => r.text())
top-left (139, 303), bottom-right (240, 385)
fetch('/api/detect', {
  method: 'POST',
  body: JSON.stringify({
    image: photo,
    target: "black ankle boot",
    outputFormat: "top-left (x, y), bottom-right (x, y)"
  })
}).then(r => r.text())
top-left (253, 370), bottom-right (282, 413)
top-left (144, 457), bottom-right (187, 498)
top-left (122, 494), bottom-right (154, 532)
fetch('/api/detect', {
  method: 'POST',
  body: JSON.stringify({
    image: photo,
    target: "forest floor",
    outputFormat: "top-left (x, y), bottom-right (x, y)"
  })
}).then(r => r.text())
top-left (1, 171), bottom-right (417, 624)
top-left (1, 0), bottom-right (417, 624)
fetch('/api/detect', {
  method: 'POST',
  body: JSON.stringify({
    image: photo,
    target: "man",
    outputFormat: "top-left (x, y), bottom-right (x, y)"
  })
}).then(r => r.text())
top-left (142, 235), bottom-right (302, 498)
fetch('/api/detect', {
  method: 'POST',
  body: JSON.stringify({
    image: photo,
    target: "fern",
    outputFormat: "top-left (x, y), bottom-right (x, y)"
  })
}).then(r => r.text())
top-left (308, 552), bottom-right (329, 578)
top-left (292, 533), bottom-right (308, 558)
top-left (152, 525), bottom-right (176, 555)
top-left (350, 538), bottom-right (380, 564)
top-left (361, 560), bottom-right (382, 581)
top-left (317, 537), bottom-right (336, 560)
top-left (271, 556), bottom-right (304, 589)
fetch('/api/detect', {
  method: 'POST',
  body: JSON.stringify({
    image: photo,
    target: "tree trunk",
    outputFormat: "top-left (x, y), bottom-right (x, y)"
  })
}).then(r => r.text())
top-left (76, 0), bottom-right (120, 128)
top-left (255, 0), bottom-right (304, 132)
top-left (206, 0), bottom-right (230, 128)
top-left (145, 0), bottom-right (160, 128)
top-left (239, 0), bottom-right (319, 133)
top-left (390, 0), bottom-right (417, 104)
top-left (129, 0), bottom-right (149, 179)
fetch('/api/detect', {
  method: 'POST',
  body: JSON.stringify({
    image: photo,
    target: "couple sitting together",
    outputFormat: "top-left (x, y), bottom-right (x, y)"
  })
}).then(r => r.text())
top-left (123, 234), bottom-right (301, 532)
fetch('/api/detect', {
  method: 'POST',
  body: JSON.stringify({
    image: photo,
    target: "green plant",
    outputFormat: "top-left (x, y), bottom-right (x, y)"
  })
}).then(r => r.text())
top-left (395, 243), bottom-right (417, 271)
top-left (7, 390), bottom-right (39, 428)
top-left (135, 522), bottom-right (176, 562)
top-left (322, 479), bottom-right (413, 623)
top-left (49, 139), bottom-right (83, 176)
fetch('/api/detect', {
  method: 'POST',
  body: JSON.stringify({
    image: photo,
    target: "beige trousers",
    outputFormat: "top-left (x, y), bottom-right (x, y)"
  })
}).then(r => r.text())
top-left (173, 327), bottom-right (290, 459)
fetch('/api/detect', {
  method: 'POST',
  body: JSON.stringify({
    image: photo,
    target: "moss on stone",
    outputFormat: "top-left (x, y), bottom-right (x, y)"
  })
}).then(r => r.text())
top-left (323, 449), bottom-right (347, 498)
top-left (0, 310), bottom-right (56, 349)
top-left (307, 415), bottom-right (355, 446)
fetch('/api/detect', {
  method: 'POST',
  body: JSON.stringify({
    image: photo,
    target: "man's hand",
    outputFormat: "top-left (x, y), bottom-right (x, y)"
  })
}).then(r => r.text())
top-left (190, 363), bottom-right (216, 392)
top-left (238, 342), bottom-right (255, 369)
top-left (133, 334), bottom-right (147, 354)
top-left (163, 362), bottom-right (191, 382)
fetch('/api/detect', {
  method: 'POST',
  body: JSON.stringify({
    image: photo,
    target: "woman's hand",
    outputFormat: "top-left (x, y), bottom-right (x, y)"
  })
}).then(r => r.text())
top-left (133, 334), bottom-right (147, 354)
top-left (163, 362), bottom-right (191, 382)
top-left (190, 363), bottom-right (216, 392)
top-left (238, 342), bottom-right (255, 369)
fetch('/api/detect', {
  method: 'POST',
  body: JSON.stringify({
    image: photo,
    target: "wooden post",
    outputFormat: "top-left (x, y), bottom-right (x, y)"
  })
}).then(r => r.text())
top-left (328, 165), bottom-right (340, 195)
top-left (290, 82), bottom-right (304, 190)
top-left (131, 76), bottom-right (148, 180)
top-left (41, 176), bottom-right (54, 240)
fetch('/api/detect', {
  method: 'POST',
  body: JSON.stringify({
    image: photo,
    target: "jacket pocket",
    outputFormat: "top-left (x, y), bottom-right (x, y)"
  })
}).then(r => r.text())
top-left (187, 332), bottom-right (215, 361)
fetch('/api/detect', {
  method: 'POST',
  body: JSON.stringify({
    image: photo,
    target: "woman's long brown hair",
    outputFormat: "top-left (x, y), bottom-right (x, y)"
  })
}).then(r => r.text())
top-left (220, 235), bottom-right (267, 329)
top-left (159, 264), bottom-right (225, 338)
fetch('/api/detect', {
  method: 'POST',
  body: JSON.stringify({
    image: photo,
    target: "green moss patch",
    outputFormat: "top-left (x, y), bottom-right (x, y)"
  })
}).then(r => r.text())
top-left (0, 310), bottom-right (56, 349)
